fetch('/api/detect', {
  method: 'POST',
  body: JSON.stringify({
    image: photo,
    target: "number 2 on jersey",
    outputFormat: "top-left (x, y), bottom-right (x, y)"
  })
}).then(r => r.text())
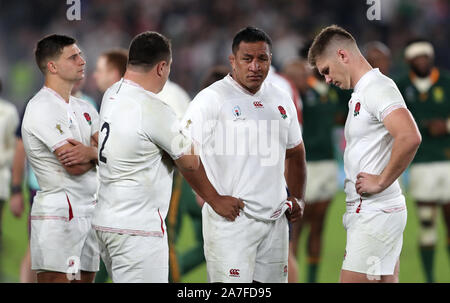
top-left (99, 122), bottom-right (110, 163)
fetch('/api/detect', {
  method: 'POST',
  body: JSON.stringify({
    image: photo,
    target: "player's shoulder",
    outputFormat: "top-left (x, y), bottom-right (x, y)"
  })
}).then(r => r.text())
top-left (364, 72), bottom-right (401, 99)
top-left (25, 88), bottom-right (57, 114)
top-left (192, 79), bottom-right (224, 105)
top-left (142, 91), bottom-right (178, 117)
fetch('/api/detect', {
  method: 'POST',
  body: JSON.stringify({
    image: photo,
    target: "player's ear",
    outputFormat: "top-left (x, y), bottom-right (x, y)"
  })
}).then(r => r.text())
top-left (47, 60), bottom-right (57, 74)
top-left (156, 61), bottom-right (165, 77)
top-left (229, 54), bottom-right (236, 70)
top-left (337, 49), bottom-right (349, 64)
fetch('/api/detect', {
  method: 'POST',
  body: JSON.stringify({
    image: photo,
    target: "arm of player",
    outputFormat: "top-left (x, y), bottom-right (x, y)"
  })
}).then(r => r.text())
top-left (9, 138), bottom-right (26, 218)
top-left (54, 142), bottom-right (94, 175)
top-left (180, 160), bottom-right (244, 221)
top-left (56, 132), bottom-right (99, 166)
top-left (285, 142), bottom-right (307, 222)
top-left (356, 108), bottom-right (421, 195)
top-left (174, 144), bottom-right (200, 172)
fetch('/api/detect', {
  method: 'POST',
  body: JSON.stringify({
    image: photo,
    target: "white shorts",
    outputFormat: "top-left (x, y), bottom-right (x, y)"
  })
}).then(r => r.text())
top-left (341, 209), bottom-right (407, 277)
top-left (202, 204), bottom-right (289, 283)
top-left (95, 230), bottom-right (168, 283)
top-left (305, 160), bottom-right (338, 203)
top-left (409, 162), bottom-right (450, 204)
top-left (30, 216), bottom-right (99, 274)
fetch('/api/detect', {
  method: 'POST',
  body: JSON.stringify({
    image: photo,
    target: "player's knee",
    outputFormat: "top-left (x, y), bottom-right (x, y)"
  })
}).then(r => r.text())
top-left (418, 206), bottom-right (437, 246)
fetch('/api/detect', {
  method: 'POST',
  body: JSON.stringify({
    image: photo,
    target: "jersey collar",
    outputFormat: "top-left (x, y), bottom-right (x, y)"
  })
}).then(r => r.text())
top-left (226, 73), bottom-right (264, 97)
top-left (43, 86), bottom-right (73, 105)
top-left (122, 78), bottom-right (158, 98)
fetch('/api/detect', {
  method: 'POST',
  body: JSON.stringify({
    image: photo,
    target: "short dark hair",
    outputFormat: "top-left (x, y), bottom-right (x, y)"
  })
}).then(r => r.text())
top-left (35, 34), bottom-right (76, 74)
top-left (102, 48), bottom-right (128, 77)
top-left (232, 26), bottom-right (272, 54)
top-left (308, 25), bottom-right (356, 68)
top-left (128, 31), bottom-right (171, 71)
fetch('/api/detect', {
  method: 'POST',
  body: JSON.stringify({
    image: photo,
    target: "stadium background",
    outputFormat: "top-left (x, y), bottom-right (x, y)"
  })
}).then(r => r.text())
top-left (0, 0), bottom-right (449, 282)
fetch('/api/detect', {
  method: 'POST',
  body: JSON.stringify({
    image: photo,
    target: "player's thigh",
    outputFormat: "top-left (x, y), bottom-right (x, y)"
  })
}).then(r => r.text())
top-left (202, 205), bottom-right (265, 283)
top-left (98, 231), bottom-right (169, 283)
top-left (380, 259), bottom-right (400, 283)
top-left (71, 271), bottom-right (96, 283)
top-left (342, 210), bottom-right (406, 277)
top-left (37, 271), bottom-right (70, 283)
top-left (340, 269), bottom-right (380, 283)
top-left (30, 218), bottom-right (91, 274)
top-left (254, 215), bottom-right (289, 283)
top-left (79, 218), bottom-right (100, 273)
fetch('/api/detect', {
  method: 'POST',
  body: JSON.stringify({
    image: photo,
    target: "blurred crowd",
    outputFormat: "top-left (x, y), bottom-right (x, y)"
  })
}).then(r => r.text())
top-left (0, 0), bottom-right (449, 110)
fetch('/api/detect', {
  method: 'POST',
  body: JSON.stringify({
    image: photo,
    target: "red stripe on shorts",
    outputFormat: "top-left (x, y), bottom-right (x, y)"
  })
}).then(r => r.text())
top-left (356, 198), bottom-right (362, 213)
top-left (66, 193), bottom-right (74, 221)
top-left (158, 208), bottom-right (164, 235)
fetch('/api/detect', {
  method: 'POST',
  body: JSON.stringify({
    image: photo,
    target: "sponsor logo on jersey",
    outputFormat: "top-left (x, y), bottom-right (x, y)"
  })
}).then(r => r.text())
top-left (233, 105), bottom-right (242, 118)
top-left (278, 105), bottom-right (287, 119)
top-left (283, 265), bottom-right (288, 276)
top-left (253, 101), bottom-right (264, 108)
top-left (229, 268), bottom-right (240, 277)
top-left (353, 102), bottom-right (361, 117)
top-left (83, 112), bottom-right (92, 125)
top-left (56, 124), bottom-right (64, 134)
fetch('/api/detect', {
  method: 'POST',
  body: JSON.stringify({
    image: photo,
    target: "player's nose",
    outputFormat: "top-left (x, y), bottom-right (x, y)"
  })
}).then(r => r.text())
top-left (324, 75), bottom-right (332, 84)
top-left (79, 55), bottom-right (86, 66)
top-left (249, 59), bottom-right (260, 71)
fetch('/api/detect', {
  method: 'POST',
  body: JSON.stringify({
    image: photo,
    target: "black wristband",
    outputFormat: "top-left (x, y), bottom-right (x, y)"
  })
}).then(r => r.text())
top-left (11, 185), bottom-right (22, 194)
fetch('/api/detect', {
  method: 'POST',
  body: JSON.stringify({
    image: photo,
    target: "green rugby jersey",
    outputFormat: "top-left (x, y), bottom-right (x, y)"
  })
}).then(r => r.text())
top-left (302, 77), bottom-right (350, 161)
top-left (396, 68), bottom-right (450, 163)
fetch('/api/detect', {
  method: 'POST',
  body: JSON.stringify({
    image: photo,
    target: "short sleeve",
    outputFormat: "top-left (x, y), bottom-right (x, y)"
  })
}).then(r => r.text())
top-left (142, 98), bottom-right (192, 160)
top-left (181, 89), bottom-right (219, 147)
top-left (24, 103), bottom-right (72, 152)
top-left (365, 81), bottom-right (407, 122)
top-left (285, 94), bottom-right (303, 149)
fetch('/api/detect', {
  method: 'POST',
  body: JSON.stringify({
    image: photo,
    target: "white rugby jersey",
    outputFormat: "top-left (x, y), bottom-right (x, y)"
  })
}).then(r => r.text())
top-left (182, 74), bottom-right (303, 221)
top-left (22, 87), bottom-right (99, 218)
top-left (157, 80), bottom-right (191, 120)
top-left (92, 79), bottom-right (192, 236)
top-left (0, 98), bottom-right (19, 200)
top-left (344, 68), bottom-right (407, 212)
